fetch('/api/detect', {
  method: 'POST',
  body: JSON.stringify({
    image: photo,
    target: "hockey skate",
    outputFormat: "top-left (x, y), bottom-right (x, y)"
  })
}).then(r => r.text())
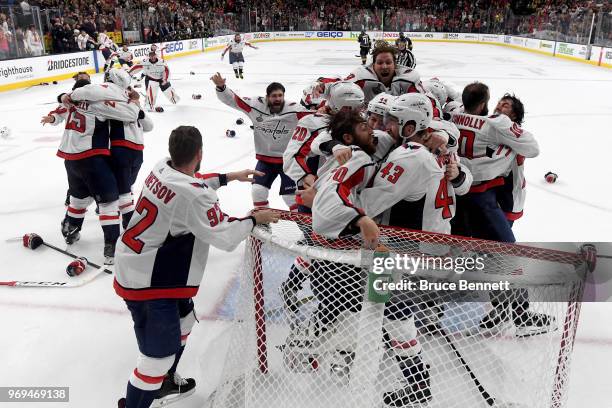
top-left (279, 280), bottom-right (301, 315)
top-left (383, 355), bottom-right (432, 407)
top-left (328, 349), bottom-right (355, 385)
top-left (104, 241), bottom-right (116, 266)
top-left (415, 301), bottom-right (445, 335)
top-left (61, 218), bottom-right (81, 245)
top-left (154, 106), bottom-right (164, 113)
top-left (150, 372), bottom-right (196, 407)
top-left (466, 303), bottom-right (511, 336)
top-left (281, 319), bottom-right (323, 373)
top-left (514, 310), bottom-right (557, 337)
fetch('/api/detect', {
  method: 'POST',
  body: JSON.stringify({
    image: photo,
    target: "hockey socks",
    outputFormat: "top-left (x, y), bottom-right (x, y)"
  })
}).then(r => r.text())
top-left (126, 382), bottom-right (158, 408)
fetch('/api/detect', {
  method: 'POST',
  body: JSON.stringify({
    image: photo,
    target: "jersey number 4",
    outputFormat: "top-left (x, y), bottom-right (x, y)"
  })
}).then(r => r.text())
top-left (122, 197), bottom-right (158, 254)
top-left (435, 179), bottom-right (454, 219)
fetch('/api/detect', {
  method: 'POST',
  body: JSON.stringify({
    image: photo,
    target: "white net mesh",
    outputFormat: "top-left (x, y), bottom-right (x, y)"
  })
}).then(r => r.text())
top-left (204, 210), bottom-right (588, 408)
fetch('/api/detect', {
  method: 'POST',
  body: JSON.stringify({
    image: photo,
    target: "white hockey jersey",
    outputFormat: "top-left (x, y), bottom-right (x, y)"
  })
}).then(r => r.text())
top-left (359, 142), bottom-right (472, 235)
top-left (499, 154), bottom-right (527, 220)
top-left (216, 85), bottom-right (312, 163)
top-left (115, 49), bottom-right (133, 62)
top-left (109, 111), bottom-right (153, 151)
top-left (228, 40), bottom-right (249, 53)
top-left (283, 113), bottom-right (328, 184)
top-left (114, 158), bottom-right (255, 301)
top-left (129, 58), bottom-right (169, 82)
top-left (312, 147), bottom-right (377, 238)
top-left (56, 84), bottom-right (140, 160)
top-left (68, 82), bottom-right (150, 151)
top-left (97, 32), bottom-right (116, 50)
top-left (450, 112), bottom-right (539, 189)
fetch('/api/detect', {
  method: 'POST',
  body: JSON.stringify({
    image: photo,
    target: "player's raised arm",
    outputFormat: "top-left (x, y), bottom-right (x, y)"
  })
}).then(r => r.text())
top-left (211, 72), bottom-right (261, 119)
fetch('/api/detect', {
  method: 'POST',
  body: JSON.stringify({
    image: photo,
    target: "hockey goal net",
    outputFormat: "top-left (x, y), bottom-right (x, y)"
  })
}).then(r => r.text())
top-left (204, 210), bottom-right (592, 408)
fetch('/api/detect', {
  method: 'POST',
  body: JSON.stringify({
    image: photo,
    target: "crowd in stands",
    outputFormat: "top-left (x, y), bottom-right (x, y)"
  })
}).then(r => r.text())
top-left (0, 0), bottom-right (610, 59)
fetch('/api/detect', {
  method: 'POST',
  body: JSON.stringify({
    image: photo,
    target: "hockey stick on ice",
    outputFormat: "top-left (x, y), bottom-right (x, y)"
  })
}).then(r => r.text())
top-left (0, 264), bottom-right (109, 288)
top-left (439, 327), bottom-right (498, 406)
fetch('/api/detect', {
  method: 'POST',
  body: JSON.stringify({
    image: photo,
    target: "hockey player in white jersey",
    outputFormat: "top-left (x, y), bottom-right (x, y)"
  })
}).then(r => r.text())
top-left (366, 92), bottom-right (394, 131)
top-left (106, 70), bottom-right (154, 229)
top-left (422, 79), bottom-right (446, 119)
top-left (491, 94), bottom-right (528, 224)
top-left (284, 82), bottom-right (365, 195)
top-left (114, 126), bottom-right (280, 408)
top-left (211, 72), bottom-right (312, 210)
top-left (450, 82), bottom-right (552, 337)
top-left (52, 72), bottom-right (142, 264)
top-left (318, 42), bottom-right (425, 103)
top-left (129, 51), bottom-right (180, 112)
top-left (221, 33), bottom-right (258, 79)
top-left (361, 94), bottom-right (471, 235)
top-left (312, 91), bottom-right (447, 168)
top-left (300, 75), bottom-right (342, 110)
top-left (280, 82), bottom-right (365, 314)
top-left (449, 82), bottom-right (539, 241)
top-left (98, 29), bottom-right (118, 73)
top-left (299, 109), bottom-right (434, 407)
top-left (115, 44), bottom-right (134, 68)
top-left (358, 97), bottom-right (471, 407)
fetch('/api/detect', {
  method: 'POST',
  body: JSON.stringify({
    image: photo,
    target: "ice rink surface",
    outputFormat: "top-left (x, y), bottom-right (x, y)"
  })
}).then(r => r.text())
top-left (0, 40), bottom-right (611, 407)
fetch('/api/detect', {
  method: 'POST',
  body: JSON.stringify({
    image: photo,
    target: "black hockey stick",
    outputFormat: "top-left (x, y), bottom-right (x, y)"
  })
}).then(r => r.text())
top-left (439, 327), bottom-right (496, 406)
